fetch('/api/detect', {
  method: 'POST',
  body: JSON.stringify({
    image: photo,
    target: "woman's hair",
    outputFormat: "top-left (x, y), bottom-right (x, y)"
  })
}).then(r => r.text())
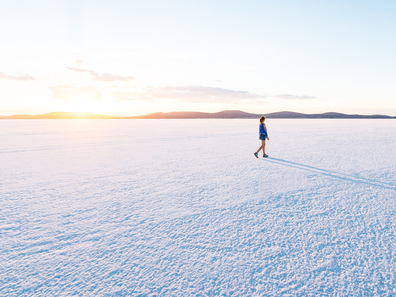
top-left (260, 116), bottom-right (265, 123)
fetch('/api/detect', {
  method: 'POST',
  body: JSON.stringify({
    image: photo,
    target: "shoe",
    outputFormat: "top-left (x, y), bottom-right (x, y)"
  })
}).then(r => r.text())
top-left (254, 152), bottom-right (258, 158)
top-left (263, 154), bottom-right (268, 158)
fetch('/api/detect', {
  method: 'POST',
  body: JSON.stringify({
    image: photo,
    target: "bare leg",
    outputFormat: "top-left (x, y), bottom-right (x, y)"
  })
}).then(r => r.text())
top-left (262, 140), bottom-right (266, 155)
top-left (256, 140), bottom-right (265, 154)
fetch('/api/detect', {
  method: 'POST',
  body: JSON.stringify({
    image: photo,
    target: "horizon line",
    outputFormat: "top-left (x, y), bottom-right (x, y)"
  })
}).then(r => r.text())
top-left (1, 110), bottom-right (395, 119)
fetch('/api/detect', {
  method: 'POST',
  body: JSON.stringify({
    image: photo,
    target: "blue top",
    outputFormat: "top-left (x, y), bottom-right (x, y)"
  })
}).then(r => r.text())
top-left (259, 123), bottom-right (268, 135)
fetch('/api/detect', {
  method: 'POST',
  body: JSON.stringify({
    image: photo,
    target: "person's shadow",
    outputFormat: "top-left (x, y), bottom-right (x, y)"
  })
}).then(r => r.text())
top-left (261, 157), bottom-right (396, 191)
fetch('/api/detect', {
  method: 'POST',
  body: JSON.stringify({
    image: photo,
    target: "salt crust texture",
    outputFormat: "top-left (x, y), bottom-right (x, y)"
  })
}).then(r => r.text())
top-left (1, 119), bottom-right (396, 296)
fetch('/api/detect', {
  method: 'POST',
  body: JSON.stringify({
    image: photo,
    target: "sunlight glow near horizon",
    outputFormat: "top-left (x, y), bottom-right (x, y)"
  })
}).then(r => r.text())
top-left (67, 96), bottom-right (95, 113)
top-left (55, 96), bottom-right (122, 115)
top-left (0, 0), bottom-right (395, 116)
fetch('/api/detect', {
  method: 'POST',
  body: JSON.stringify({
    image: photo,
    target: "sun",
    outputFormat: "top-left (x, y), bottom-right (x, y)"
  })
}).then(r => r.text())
top-left (56, 95), bottom-right (113, 115)
top-left (67, 96), bottom-right (98, 113)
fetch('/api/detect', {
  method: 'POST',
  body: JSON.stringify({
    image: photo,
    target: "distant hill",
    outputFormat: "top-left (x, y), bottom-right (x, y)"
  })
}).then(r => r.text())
top-left (127, 110), bottom-right (261, 119)
top-left (0, 110), bottom-right (394, 119)
top-left (127, 110), bottom-right (395, 119)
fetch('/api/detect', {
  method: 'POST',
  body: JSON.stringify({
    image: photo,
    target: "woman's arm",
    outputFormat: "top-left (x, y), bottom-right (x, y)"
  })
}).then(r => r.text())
top-left (264, 124), bottom-right (269, 140)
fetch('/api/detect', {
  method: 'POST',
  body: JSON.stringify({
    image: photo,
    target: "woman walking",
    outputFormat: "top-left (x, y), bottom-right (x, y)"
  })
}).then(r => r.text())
top-left (254, 116), bottom-right (269, 158)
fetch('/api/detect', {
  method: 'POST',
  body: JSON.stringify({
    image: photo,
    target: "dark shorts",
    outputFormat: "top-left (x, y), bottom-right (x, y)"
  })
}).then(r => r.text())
top-left (260, 134), bottom-right (267, 140)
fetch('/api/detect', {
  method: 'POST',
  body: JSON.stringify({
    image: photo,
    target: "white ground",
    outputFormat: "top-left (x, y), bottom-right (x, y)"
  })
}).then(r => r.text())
top-left (1, 119), bottom-right (396, 296)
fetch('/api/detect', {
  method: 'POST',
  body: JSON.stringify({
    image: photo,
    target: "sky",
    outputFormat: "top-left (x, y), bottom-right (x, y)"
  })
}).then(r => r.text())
top-left (0, 0), bottom-right (395, 116)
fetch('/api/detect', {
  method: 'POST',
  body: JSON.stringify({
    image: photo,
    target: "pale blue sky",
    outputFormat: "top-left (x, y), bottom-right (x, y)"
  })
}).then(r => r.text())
top-left (0, 0), bottom-right (395, 116)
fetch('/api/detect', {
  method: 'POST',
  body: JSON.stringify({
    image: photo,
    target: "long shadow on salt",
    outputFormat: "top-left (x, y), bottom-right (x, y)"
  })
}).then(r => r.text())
top-left (261, 157), bottom-right (396, 191)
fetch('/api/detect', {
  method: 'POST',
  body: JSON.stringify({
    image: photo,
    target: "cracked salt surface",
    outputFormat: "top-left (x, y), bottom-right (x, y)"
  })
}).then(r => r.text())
top-left (1, 119), bottom-right (396, 296)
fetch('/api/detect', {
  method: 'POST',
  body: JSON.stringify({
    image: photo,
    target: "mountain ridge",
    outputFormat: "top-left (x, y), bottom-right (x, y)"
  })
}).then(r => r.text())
top-left (0, 110), bottom-right (395, 119)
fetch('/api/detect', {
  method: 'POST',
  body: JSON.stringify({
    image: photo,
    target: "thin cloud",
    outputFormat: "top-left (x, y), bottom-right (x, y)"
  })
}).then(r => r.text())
top-left (66, 67), bottom-right (88, 73)
top-left (92, 72), bottom-right (136, 82)
top-left (274, 94), bottom-right (317, 100)
top-left (50, 85), bottom-right (102, 101)
top-left (132, 86), bottom-right (266, 103)
top-left (76, 60), bottom-right (83, 68)
top-left (0, 72), bottom-right (36, 81)
top-left (66, 67), bottom-right (136, 82)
